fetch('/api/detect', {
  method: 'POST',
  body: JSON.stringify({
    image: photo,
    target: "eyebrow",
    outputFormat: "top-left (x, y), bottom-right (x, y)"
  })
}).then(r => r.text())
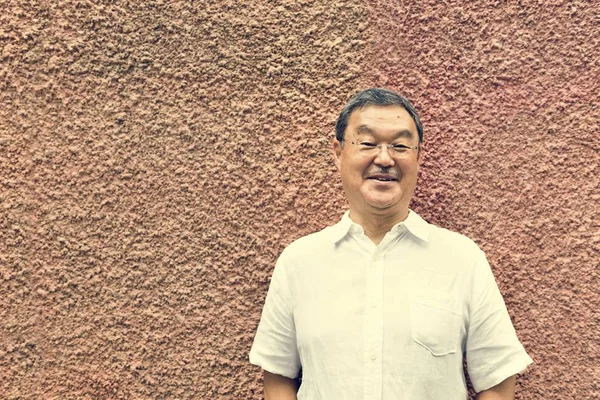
top-left (356, 125), bottom-right (414, 140)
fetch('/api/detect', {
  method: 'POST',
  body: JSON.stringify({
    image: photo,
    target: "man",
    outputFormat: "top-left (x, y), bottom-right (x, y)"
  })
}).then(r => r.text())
top-left (249, 88), bottom-right (532, 399)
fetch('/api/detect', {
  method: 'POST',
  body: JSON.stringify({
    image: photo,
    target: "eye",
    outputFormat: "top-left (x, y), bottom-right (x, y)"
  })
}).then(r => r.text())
top-left (360, 142), bottom-right (377, 148)
top-left (391, 144), bottom-right (410, 152)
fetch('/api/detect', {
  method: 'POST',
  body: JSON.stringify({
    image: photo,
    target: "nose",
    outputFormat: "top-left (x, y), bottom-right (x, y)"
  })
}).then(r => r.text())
top-left (373, 144), bottom-right (395, 167)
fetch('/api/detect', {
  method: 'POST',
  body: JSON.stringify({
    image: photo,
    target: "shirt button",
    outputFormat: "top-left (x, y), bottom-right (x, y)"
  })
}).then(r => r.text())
top-left (371, 355), bottom-right (377, 361)
top-left (370, 303), bottom-right (377, 308)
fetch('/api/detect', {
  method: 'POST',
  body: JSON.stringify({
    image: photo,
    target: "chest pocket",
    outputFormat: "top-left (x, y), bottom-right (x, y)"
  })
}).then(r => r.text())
top-left (410, 296), bottom-right (461, 356)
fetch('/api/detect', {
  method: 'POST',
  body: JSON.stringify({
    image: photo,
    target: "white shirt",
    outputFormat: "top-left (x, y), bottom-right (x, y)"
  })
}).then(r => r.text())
top-left (250, 211), bottom-right (532, 399)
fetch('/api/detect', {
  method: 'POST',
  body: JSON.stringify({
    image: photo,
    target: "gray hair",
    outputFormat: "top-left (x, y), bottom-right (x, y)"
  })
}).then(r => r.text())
top-left (335, 88), bottom-right (423, 143)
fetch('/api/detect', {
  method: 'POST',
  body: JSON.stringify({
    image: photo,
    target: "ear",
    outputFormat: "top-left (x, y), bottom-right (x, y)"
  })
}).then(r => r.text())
top-left (332, 138), bottom-right (343, 171)
top-left (417, 142), bottom-right (424, 165)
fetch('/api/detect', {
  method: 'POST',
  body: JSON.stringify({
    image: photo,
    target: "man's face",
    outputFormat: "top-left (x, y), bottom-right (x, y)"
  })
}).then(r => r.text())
top-left (333, 105), bottom-right (422, 220)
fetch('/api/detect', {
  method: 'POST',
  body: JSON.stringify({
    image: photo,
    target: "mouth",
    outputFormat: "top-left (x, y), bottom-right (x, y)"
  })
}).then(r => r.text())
top-left (367, 175), bottom-right (398, 182)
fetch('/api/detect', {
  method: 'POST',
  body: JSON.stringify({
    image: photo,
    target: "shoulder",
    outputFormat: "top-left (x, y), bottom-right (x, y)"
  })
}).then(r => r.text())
top-left (279, 224), bottom-right (338, 261)
top-left (429, 224), bottom-right (481, 252)
top-left (423, 222), bottom-right (487, 271)
top-left (408, 211), bottom-right (482, 257)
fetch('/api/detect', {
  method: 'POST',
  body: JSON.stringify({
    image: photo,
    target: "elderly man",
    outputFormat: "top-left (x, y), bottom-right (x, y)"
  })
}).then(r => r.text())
top-left (249, 88), bottom-right (532, 399)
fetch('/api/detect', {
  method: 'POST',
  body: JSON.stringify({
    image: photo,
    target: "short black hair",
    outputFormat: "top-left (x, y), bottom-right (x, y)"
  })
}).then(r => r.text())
top-left (335, 88), bottom-right (423, 143)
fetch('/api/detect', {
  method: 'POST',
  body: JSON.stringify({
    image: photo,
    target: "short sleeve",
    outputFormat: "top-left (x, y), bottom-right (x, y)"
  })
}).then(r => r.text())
top-left (466, 250), bottom-right (533, 392)
top-left (249, 254), bottom-right (301, 379)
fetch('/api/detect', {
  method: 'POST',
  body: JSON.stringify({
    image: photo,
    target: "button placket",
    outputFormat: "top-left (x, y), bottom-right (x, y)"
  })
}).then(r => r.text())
top-left (363, 250), bottom-right (384, 400)
top-left (373, 254), bottom-right (384, 400)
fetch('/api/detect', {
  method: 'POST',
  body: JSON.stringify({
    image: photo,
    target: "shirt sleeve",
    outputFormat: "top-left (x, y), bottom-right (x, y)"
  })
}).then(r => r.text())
top-left (249, 253), bottom-right (301, 379)
top-left (466, 250), bottom-right (533, 392)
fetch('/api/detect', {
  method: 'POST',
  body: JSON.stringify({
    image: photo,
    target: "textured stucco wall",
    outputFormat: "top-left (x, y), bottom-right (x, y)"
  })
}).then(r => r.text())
top-left (0, 0), bottom-right (598, 399)
top-left (366, 1), bottom-right (599, 398)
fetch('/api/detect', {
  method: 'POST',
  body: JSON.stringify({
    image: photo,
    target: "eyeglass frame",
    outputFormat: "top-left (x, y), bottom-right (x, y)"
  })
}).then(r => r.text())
top-left (341, 139), bottom-right (420, 156)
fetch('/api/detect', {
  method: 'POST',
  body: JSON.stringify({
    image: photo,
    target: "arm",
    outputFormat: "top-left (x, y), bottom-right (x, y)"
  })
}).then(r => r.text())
top-left (475, 375), bottom-right (516, 400)
top-left (264, 370), bottom-right (299, 400)
top-left (466, 251), bottom-right (532, 394)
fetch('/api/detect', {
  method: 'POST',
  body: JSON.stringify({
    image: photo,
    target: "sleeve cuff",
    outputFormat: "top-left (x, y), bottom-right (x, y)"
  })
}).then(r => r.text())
top-left (249, 350), bottom-right (300, 379)
top-left (471, 355), bottom-right (533, 392)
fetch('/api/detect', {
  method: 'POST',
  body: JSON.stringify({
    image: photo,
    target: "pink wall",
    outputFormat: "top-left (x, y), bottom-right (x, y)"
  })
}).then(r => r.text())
top-left (1, 0), bottom-right (598, 398)
top-left (367, 1), bottom-right (599, 397)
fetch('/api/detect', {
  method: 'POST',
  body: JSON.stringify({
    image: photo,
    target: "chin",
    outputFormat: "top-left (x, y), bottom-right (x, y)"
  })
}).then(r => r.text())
top-left (363, 193), bottom-right (399, 208)
top-left (365, 199), bottom-right (398, 210)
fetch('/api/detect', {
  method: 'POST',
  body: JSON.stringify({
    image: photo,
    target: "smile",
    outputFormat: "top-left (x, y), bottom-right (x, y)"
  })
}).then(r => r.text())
top-left (368, 176), bottom-right (398, 182)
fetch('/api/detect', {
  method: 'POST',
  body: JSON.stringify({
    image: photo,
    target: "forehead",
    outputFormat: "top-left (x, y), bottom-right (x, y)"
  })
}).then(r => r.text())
top-left (347, 105), bottom-right (417, 137)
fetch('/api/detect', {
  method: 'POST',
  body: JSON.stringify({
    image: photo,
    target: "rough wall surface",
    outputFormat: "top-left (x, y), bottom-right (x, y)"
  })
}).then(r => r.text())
top-left (0, 1), bottom-right (597, 400)
top-left (367, 1), bottom-right (600, 399)
top-left (0, 0), bottom-right (370, 398)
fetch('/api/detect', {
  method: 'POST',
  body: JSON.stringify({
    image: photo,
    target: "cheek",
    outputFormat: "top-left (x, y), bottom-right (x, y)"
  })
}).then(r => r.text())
top-left (341, 159), bottom-right (365, 177)
top-left (399, 159), bottom-right (419, 173)
top-left (340, 164), bottom-right (367, 194)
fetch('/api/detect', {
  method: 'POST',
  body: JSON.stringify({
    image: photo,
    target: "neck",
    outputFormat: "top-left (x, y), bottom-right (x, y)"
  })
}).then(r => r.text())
top-left (348, 208), bottom-right (409, 245)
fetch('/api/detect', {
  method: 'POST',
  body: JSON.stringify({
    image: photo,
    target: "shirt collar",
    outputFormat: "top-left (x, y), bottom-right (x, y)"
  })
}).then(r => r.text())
top-left (331, 210), bottom-right (430, 244)
top-left (400, 210), bottom-right (430, 242)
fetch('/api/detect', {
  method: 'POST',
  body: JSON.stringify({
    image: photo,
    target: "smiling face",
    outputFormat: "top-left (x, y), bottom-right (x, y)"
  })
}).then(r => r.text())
top-left (333, 105), bottom-right (422, 222)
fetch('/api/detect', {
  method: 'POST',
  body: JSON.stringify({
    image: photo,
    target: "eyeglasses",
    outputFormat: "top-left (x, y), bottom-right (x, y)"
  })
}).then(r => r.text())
top-left (345, 140), bottom-right (419, 158)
